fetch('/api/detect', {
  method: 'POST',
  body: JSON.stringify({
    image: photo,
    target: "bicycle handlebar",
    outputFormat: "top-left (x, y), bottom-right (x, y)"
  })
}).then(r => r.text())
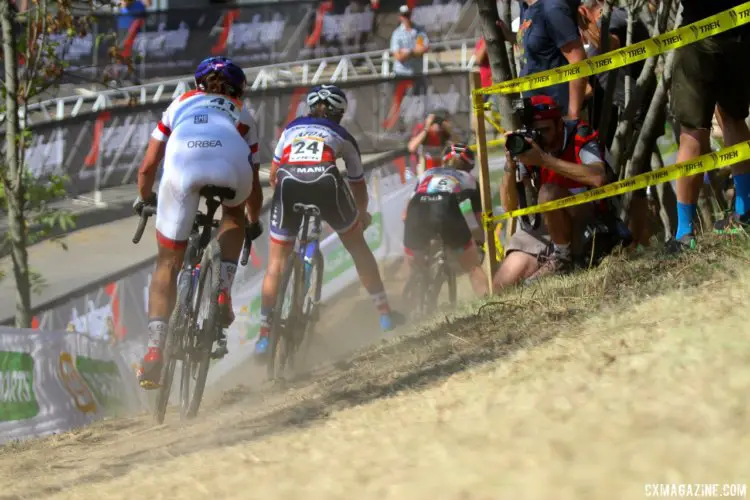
top-left (132, 205), bottom-right (156, 244)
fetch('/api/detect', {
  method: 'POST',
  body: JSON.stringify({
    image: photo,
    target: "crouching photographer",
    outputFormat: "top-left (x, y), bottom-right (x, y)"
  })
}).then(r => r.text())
top-left (493, 95), bottom-right (631, 290)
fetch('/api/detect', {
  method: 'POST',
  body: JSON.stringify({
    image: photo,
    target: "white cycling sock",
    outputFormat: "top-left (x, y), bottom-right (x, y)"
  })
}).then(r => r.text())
top-left (147, 320), bottom-right (167, 349)
top-left (219, 260), bottom-right (238, 292)
top-left (370, 291), bottom-right (390, 315)
top-left (553, 242), bottom-right (571, 260)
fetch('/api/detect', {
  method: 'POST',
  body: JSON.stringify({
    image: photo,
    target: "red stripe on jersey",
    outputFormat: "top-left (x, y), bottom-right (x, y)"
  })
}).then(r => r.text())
top-left (157, 121), bottom-right (171, 137)
top-left (250, 143), bottom-right (259, 154)
top-left (237, 123), bottom-right (250, 137)
top-left (178, 89), bottom-right (203, 102)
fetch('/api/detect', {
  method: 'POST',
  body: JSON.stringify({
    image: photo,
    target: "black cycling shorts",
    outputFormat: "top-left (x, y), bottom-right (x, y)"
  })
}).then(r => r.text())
top-left (403, 193), bottom-right (472, 254)
top-left (269, 164), bottom-right (359, 244)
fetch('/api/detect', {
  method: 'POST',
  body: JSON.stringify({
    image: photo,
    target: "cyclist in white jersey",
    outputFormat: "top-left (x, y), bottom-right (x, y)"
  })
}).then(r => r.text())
top-left (132, 56), bottom-right (262, 389)
top-left (254, 84), bottom-right (403, 356)
top-left (402, 143), bottom-right (489, 297)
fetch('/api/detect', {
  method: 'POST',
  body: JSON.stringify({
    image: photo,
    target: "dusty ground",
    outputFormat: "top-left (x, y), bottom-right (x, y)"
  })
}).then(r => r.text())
top-left (1, 239), bottom-right (749, 499)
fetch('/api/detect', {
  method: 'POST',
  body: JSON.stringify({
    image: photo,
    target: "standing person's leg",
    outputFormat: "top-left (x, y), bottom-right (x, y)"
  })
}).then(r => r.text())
top-left (255, 169), bottom-right (299, 356)
top-left (329, 172), bottom-right (401, 331)
top-left (670, 40), bottom-right (720, 247)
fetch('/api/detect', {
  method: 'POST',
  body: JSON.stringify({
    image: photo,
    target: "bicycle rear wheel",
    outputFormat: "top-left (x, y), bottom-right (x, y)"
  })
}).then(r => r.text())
top-left (154, 310), bottom-right (182, 424)
top-left (268, 252), bottom-right (302, 381)
top-left (181, 241), bottom-right (222, 420)
top-left (299, 250), bottom-right (324, 366)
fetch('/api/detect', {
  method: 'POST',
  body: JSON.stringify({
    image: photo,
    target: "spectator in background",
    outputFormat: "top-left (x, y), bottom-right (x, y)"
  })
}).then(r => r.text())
top-left (408, 110), bottom-right (456, 174)
top-left (668, 0), bottom-right (750, 249)
top-left (118, 0), bottom-right (150, 34)
top-left (390, 4), bottom-right (429, 91)
top-left (577, 0), bottom-right (653, 149)
top-left (517, 0), bottom-right (588, 120)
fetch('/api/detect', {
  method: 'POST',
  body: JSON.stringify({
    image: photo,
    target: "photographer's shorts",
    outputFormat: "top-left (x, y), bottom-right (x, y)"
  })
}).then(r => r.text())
top-left (671, 34), bottom-right (750, 130)
top-left (505, 203), bottom-right (597, 259)
top-left (403, 193), bottom-right (472, 254)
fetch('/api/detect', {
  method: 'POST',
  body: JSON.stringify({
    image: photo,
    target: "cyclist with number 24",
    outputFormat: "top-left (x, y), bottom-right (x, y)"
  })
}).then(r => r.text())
top-left (132, 56), bottom-right (263, 389)
top-left (402, 143), bottom-right (489, 298)
top-left (254, 84), bottom-right (403, 357)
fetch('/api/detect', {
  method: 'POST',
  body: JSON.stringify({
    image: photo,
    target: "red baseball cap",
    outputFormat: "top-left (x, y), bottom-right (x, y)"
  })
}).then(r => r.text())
top-left (530, 94), bottom-right (562, 121)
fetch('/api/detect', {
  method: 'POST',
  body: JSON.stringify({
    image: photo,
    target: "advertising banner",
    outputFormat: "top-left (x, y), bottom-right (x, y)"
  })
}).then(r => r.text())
top-left (0, 327), bottom-right (144, 445)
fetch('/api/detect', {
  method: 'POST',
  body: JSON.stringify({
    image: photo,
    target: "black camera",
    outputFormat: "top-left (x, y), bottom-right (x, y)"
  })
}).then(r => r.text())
top-left (505, 97), bottom-right (541, 157)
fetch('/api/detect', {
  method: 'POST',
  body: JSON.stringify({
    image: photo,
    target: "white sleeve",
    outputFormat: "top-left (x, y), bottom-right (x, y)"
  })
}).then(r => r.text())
top-left (238, 108), bottom-right (259, 159)
top-left (273, 129), bottom-right (287, 164)
top-left (151, 99), bottom-right (177, 142)
top-left (342, 140), bottom-right (364, 183)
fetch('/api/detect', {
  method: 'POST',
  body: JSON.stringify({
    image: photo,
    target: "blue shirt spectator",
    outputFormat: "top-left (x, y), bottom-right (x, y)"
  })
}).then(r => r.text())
top-left (389, 5), bottom-right (430, 76)
top-left (117, 0), bottom-right (148, 32)
top-left (517, 0), bottom-right (587, 119)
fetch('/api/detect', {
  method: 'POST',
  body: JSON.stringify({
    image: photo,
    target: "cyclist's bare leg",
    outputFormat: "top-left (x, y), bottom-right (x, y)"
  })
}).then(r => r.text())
top-left (339, 224), bottom-right (392, 318)
top-left (215, 203), bottom-right (246, 326)
top-left (259, 239), bottom-right (295, 339)
top-left (458, 241), bottom-right (489, 296)
top-left (140, 236), bottom-right (186, 386)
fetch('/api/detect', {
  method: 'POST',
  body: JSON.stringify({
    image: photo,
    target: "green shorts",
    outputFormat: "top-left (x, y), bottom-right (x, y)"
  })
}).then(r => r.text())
top-left (671, 35), bottom-right (750, 130)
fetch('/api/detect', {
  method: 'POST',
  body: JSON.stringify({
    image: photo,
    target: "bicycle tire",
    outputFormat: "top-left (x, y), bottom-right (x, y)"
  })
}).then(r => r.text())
top-left (299, 250), bottom-right (325, 365)
top-left (267, 252), bottom-right (297, 381)
top-left (183, 241), bottom-right (222, 419)
top-left (154, 303), bottom-right (183, 424)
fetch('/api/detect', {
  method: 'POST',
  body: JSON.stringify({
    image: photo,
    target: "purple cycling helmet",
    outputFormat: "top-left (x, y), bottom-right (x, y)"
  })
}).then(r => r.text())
top-left (194, 56), bottom-right (246, 97)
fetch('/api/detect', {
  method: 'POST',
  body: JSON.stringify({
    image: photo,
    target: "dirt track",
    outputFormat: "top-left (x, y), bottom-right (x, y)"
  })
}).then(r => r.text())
top-left (1, 242), bottom-right (750, 499)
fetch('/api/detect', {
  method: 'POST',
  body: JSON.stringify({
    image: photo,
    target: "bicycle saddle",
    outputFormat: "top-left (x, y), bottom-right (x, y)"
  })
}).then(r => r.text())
top-left (199, 185), bottom-right (236, 201)
top-left (293, 203), bottom-right (321, 215)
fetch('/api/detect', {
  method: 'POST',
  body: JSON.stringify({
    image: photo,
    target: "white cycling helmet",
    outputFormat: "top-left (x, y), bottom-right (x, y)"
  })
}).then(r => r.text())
top-left (306, 84), bottom-right (348, 113)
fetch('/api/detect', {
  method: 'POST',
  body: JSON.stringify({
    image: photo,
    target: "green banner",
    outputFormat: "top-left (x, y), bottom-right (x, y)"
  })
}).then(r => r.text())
top-left (0, 351), bottom-right (39, 422)
top-left (323, 212), bottom-right (382, 283)
top-left (75, 355), bottom-right (124, 415)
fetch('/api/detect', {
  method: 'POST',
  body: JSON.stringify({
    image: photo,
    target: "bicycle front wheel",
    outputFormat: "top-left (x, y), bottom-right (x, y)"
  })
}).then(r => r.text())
top-left (268, 252), bottom-right (302, 381)
top-left (181, 241), bottom-right (222, 420)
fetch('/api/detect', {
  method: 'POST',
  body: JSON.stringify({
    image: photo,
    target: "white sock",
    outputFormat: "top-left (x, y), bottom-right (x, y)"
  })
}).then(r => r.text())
top-left (147, 320), bottom-right (167, 349)
top-left (220, 260), bottom-right (238, 292)
top-left (553, 242), bottom-right (571, 260)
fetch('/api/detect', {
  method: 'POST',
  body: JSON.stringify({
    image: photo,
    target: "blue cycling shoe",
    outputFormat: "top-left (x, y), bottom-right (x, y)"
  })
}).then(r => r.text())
top-left (380, 310), bottom-right (406, 332)
top-left (254, 336), bottom-right (269, 356)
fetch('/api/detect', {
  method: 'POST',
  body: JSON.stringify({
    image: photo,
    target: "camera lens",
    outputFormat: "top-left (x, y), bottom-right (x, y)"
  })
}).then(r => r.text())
top-left (505, 133), bottom-right (530, 156)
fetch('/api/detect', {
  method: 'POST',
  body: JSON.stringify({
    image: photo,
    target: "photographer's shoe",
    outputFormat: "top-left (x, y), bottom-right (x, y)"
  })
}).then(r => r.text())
top-left (525, 254), bottom-right (572, 284)
top-left (714, 212), bottom-right (750, 235)
top-left (665, 234), bottom-right (697, 254)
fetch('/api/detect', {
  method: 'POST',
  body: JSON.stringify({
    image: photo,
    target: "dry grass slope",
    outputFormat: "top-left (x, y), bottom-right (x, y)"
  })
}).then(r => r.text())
top-left (1, 236), bottom-right (749, 499)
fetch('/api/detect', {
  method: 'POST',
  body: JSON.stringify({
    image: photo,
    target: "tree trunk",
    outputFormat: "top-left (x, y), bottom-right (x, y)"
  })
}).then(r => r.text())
top-left (476, 0), bottom-right (521, 131)
top-left (1, 0), bottom-right (32, 328)
top-left (500, 0), bottom-right (517, 79)
top-left (597, 2), bottom-right (619, 149)
top-left (609, 0), bottom-right (676, 174)
top-left (618, 50), bottom-right (675, 220)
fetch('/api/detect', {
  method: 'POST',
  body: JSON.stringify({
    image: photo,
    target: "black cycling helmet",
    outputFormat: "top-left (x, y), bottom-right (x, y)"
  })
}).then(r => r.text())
top-left (442, 143), bottom-right (475, 172)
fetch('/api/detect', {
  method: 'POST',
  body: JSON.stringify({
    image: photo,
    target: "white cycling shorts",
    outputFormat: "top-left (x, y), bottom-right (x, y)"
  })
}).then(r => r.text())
top-left (156, 121), bottom-right (252, 245)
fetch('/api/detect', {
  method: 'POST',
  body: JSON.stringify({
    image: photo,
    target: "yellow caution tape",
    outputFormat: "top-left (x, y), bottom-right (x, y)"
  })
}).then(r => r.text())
top-left (469, 137), bottom-right (506, 151)
top-left (472, 1), bottom-right (750, 104)
top-left (483, 140), bottom-right (750, 225)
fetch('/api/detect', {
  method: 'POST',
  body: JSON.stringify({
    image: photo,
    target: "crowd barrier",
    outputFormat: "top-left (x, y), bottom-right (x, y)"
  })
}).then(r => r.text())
top-left (51, 0), bottom-right (476, 82)
top-left (0, 327), bottom-right (145, 444)
top-left (26, 72), bottom-right (471, 198)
